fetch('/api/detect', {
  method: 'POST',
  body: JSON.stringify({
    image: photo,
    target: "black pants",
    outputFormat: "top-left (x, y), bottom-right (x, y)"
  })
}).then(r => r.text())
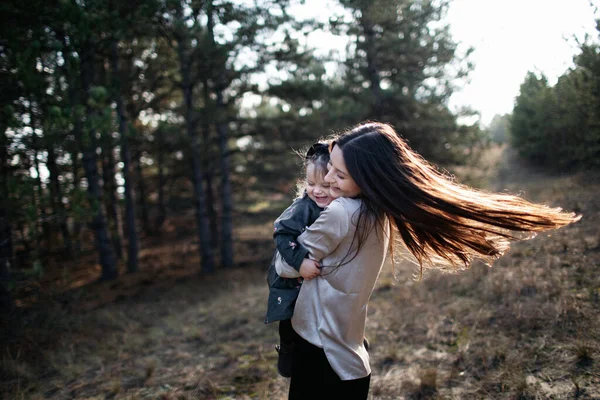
top-left (279, 319), bottom-right (295, 347)
top-left (288, 328), bottom-right (370, 400)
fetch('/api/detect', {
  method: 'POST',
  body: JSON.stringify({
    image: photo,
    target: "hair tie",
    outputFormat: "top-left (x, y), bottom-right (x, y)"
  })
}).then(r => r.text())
top-left (306, 143), bottom-right (329, 159)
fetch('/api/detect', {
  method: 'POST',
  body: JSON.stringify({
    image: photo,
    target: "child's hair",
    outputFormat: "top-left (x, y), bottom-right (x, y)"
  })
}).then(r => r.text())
top-left (295, 142), bottom-right (330, 197)
top-left (331, 122), bottom-right (581, 278)
top-left (304, 142), bottom-right (330, 175)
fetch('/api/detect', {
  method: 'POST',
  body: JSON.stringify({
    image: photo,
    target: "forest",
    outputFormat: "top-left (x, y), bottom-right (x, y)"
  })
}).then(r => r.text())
top-left (1, 0), bottom-right (599, 398)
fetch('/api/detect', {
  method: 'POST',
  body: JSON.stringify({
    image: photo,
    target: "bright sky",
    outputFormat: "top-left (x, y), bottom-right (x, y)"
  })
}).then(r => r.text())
top-left (447, 0), bottom-right (598, 125)
top-left (292, 0), bottom-right (598, 126)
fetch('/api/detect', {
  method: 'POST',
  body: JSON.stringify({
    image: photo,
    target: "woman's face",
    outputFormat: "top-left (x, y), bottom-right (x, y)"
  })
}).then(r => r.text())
top-left (325, 145), bottom-right (361, 198)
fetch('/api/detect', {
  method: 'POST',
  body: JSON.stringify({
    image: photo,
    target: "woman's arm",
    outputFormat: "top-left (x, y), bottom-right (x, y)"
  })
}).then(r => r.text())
top-left (297, 200), bottom-right (349, 261)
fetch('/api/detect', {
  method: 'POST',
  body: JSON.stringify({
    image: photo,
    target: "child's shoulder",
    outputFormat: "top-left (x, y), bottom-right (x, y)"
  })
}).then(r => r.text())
top-left (291, 192), bottom-right (321, 210)
top-left (276, 193), bottom-right (320, 222)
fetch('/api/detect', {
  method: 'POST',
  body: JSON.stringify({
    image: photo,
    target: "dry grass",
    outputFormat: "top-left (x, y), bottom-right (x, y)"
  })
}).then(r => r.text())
top-left (1, 146), bottom-right (599, 399)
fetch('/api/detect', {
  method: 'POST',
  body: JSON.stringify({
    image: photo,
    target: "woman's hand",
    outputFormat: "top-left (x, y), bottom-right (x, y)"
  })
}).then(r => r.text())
top-left (299, 258), bottom-right (321, 280)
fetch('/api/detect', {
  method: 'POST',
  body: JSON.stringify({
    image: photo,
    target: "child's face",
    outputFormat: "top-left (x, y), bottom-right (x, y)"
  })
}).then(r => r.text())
top-left (306, 163), bottom-right (334, 207)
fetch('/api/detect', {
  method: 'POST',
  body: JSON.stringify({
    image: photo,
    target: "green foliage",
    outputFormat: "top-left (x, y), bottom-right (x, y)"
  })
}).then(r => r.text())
top-left (263, 0), bottom-right (479, 165)
top-left (511, 20), bottom-right (600, 171)
top-left (488, 114), bottom-right (511, 144)
top-left (511, 72), bottom-right (553, 164)
top-left (0, 0), bottom-right (494, 276)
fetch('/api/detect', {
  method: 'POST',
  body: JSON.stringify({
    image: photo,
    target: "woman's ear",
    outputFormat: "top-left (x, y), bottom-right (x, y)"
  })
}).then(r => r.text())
top-left (328, 141), bottom-right (337, 153)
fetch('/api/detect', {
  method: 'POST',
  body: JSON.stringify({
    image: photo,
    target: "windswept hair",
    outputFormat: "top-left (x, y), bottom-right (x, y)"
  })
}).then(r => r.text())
top-left (333, 122), bottom-right (581, 278)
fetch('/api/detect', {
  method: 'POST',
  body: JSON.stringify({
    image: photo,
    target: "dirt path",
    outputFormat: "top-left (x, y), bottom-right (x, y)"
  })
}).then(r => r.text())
top-left (2, 147), bottom-right (599, 399)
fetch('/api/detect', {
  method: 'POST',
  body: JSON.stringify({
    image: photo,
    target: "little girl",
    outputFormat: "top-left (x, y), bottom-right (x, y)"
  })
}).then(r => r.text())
top-left (265, 142), bottom-right (332, 378)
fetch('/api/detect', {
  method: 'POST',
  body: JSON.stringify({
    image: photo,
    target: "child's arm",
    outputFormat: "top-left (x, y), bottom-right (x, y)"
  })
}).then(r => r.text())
top-left (275, 200), bottom-right (349, 273)
top-left (274, 199), bottom-right (316, 272)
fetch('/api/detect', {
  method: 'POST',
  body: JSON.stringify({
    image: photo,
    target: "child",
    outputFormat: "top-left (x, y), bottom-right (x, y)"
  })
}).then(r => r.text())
top-left (265, 142), bottom-right (332, 378)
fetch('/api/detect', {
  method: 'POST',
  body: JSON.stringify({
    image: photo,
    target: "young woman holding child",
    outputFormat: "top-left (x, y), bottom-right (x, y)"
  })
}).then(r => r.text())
top-left (274, 121), bottom-right (579, 399)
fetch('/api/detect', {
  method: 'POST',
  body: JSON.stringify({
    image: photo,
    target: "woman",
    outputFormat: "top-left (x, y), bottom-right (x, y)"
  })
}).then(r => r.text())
top-left (278, 122), bottom-right (579, 399)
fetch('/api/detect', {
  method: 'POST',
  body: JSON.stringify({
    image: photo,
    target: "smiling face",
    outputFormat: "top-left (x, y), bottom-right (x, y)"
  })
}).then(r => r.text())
top-left (306, 162), bottom-right (334, 207)
top-left (325, 144), bottom-right (362, 198)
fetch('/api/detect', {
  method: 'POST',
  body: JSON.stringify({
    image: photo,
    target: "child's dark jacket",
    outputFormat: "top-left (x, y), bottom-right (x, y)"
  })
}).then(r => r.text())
top-left (265, 193), bottom-right (322, 324)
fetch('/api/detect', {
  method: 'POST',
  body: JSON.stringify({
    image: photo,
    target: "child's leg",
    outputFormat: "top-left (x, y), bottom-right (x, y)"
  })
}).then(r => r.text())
top-left (279, 319), bottom-right (296, 346)
top-left (277, 319), bottom-right (296, 378)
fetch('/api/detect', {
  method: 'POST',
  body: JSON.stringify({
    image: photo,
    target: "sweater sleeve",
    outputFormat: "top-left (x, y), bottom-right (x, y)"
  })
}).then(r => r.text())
top-left (273, 199), bottom-right (314, 271)
top-left (274, 251), bottom-right (302, 278)
top-left (297, 200), bottom-right (349, 262)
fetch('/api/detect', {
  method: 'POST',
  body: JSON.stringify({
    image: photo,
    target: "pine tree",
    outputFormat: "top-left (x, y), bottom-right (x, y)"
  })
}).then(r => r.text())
top-left (334, 0), bottom-right (475, 161)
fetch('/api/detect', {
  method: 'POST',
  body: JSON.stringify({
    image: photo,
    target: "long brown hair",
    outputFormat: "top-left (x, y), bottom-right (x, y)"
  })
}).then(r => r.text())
top-left (333, 122), bottom-right (581, 278)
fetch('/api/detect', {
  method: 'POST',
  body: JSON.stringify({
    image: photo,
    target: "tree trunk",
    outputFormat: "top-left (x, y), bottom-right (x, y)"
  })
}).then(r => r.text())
top-left (71, 148), bottom-right (83, 254)
top-left (214, 89), bottom-right (233, 268)
top-left (207, 0), bottom-right (233, 267)
top-left (0, 213), bottom-right (11, 279)
top-left (202, 79), bottom-right (218, 247)
top-left (79, 43), bottom-right (118, 280)
top-left (134, 148), bottom-right (150, 235)
top-left (111, 39), bottom-right (139, 273)
top-left (0, 206), bottom-right (13, 312)
top-left (102, 139), bottom-right (123, 259)
top-left (29, 104), bottom-right (48, 252)
top-left (155, 128), bottom-right (167, 230)
top-left (31, 147), bottom-right (45, 252)
top-left (46, 144), bottom-right (73, 256)
top-left (0, 128), bottom-right (14, 311)
top-left (175, 7), bottom-right (214, 273)
top-left (59, 31), bottom-right (83, 255)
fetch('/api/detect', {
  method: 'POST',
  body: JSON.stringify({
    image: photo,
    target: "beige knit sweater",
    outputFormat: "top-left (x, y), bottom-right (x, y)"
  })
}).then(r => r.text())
top-left (275, 197), bottom-right (389, 380)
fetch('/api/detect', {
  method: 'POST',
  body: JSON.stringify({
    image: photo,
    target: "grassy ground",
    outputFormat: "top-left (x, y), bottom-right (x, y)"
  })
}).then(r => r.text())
top-left (1, 146), bottom-right (599, 399)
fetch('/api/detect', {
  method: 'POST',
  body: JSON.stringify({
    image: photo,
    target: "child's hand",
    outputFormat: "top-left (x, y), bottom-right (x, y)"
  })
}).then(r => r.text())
top-left (299, 258), bottom-right (320, 280)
